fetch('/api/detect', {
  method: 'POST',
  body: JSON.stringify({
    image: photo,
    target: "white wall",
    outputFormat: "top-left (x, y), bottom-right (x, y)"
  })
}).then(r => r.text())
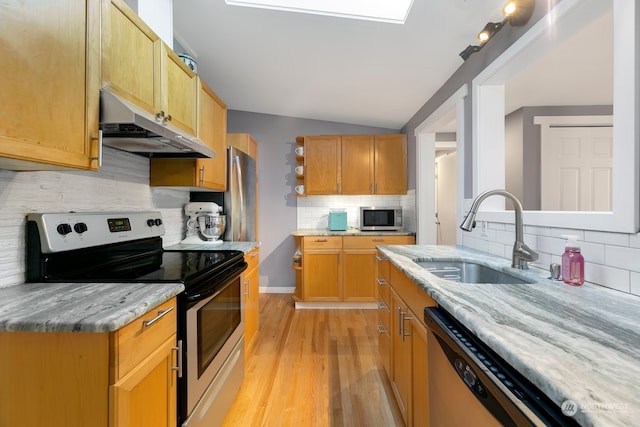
top-left (0, 147), bottom-right (188, 289)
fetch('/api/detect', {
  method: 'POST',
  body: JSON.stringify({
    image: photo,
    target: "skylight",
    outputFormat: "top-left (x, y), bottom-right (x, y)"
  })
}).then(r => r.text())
top-left (225, 0), bottom-right (414, 24)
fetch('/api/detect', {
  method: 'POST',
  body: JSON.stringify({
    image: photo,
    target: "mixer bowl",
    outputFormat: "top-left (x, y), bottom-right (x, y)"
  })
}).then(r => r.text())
top-left (198, 215), bottom-right (226, 241)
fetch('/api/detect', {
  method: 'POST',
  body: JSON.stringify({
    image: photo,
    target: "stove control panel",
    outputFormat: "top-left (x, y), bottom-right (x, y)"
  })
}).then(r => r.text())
top-left (27, 211), bottom-right (165, 253)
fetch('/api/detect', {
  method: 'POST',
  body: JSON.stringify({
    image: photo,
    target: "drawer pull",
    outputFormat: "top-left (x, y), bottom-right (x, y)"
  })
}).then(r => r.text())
top-left (376, 277), bottom-right (387, 286)
top-left (377, 324), bottom-right (386, 334)
top-left (377, 301), bottom-right (387, 310)
top-left (373, 238), bottom-right (385, 242)
top-left (142, 306), bottom-right (174, 328)
top-left (315, 238), bottom-right (328, 242)
top-left (376, 255), bottom-right (387, 261)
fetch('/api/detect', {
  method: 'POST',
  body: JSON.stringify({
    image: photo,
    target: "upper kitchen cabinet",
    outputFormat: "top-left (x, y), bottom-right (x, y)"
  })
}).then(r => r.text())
top-left (102, 0), bottom-right (198, 136)
top-left (299, 135), bottom-right (341, 195)
top-left (228, 133), bottom-right (258, 161)
top-left (0, 0), bottom-right (101, 171)
top-left (149, 77), bottom-right (227, 191)
top-left (374, 134), bottom-right (407, 194)
top-left (297, 134), bottom-right (407, 195)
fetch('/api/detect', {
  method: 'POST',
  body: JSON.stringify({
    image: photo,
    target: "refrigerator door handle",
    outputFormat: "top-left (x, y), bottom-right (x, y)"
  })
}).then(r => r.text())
top-left (233, 155), bottom-right (245, 238)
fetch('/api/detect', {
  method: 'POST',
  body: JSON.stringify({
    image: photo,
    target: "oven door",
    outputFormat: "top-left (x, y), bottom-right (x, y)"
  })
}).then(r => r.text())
top-left (185, 273), bottom-right (244, 417)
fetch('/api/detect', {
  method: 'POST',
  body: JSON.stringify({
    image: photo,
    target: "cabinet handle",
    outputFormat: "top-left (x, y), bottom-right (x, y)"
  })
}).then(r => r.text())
top-left (142, 306), bottom-right (174, 328)
top-left (90, 130), bottom-right (102, 167)
top-left (156, 110), bottom-right (165, 121)
top-left (376, 277), bottom-right (387, 286)
top-left (165, 114), bottom-right (172, 122)
top-left (199, 165), bottom-right (205, 186)
top-left (373, 238), bottom-right (385, 242)
top-left (250, 251), bottom-right (259, 258)
top-left (315, 238), bottom-right (328, 242)
top-left (377, 301), bottom-right (387, 310)
top-left (172, 339), bottom-right (183, 378)
top-left (375, 255), bottom-right (387, 262)
top-left (244, 279), bottom-right (250, 297)
top-left (401, 312), bottom-right (413, 342)
top-left (377, 324), bottom-right (385, 334)
top-left (397, 307), bottom-right (403, 336)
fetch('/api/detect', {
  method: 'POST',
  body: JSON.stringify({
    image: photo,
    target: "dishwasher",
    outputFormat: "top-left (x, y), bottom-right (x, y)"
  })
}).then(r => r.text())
top-left (424, 307), bottom-right (580, 427)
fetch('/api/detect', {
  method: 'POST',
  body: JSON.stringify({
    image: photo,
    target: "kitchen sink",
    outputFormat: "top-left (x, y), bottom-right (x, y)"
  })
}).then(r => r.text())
top-left (416, 261), bottom-right (535, 284)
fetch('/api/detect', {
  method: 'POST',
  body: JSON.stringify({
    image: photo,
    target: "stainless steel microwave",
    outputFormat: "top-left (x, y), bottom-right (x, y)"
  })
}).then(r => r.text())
top-left (360, 207), bottom-right (403, 231)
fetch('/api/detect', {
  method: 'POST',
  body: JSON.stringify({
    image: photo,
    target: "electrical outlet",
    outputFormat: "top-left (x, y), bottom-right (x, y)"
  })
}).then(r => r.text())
top-left (481, 221), bottom-right (488, 237)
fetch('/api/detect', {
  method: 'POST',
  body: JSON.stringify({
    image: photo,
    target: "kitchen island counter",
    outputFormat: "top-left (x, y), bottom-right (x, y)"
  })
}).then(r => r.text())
top-left (380, 244), bottom-right (640, 426)
top-left (0, 282), bottom-right (184, 333)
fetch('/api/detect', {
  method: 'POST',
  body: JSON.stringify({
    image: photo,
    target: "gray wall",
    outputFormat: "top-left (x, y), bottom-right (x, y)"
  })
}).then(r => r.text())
top-left (226, 111), bottom-right (398, 289)
top-left (401, 2), bottom-right (552, 196)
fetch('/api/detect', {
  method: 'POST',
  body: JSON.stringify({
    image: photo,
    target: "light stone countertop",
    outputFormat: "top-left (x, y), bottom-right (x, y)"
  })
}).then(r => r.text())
top-left (0, 282), bottom-right (184, 333)
top-left (379, 244), bottom-right (640, 427)
top-left (291, 228), bottom-right (415, 236)
top-left (165, 241), bottom-right (260, 252)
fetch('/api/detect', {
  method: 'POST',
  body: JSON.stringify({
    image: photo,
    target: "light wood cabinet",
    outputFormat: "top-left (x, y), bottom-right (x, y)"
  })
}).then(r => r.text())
top-left (102, 0), bottom-right (197, 136)
top-left (302, 236), bottom-right (342, 301)
top-left (296, 134), bottom-right (407, 195)
top-left (149, 78), bottom-right (227, 190)
top-left (0, 298), bottom-right (178, 427)
top-left (297, 235), bottom-right (414, 304)
top-left (374, 134), bottom-right (408, 194)
top-left (380, 258), bottom-right (436, 427)
top-left (0, 0), bottom-right (101, 170)
top-left (243, 247), bottom-right (260, 353)
top-left (302, 136), bottom-right (341, 195)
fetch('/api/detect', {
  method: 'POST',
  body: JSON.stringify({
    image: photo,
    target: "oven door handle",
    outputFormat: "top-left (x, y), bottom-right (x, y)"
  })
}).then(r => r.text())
top-left (186, 273), bottom-right (237, 303)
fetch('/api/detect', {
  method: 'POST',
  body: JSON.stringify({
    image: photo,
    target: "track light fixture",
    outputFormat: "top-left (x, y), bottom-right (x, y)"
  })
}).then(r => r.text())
top-left (459, 0), bottom-right (535, 61)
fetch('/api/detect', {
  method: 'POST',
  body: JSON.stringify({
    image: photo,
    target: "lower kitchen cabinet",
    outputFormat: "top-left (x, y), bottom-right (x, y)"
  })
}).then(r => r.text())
top-left (297, 235), bottom-right (415, 304)
top-left (302, 236), bottom-right (343, 301)
top-left (378, 255), bottom-right (436, 427)
top-left (243, 247), bottom-right (260, 353)
top-left (0, 298), bottom-right (178, 427)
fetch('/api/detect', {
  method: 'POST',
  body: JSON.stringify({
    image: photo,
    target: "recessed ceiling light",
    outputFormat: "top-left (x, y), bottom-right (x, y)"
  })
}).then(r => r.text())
top-left (225, 0), bottom-right (414, 24)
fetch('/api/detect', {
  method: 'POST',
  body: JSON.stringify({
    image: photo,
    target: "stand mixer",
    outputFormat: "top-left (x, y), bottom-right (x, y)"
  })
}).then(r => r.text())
top-left (181, 202), bottom-right (226, 245)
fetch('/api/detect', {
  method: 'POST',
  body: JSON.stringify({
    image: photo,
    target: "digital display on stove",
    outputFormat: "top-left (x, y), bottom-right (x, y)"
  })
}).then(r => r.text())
top-left (107, 218), bottom-right (132, 232)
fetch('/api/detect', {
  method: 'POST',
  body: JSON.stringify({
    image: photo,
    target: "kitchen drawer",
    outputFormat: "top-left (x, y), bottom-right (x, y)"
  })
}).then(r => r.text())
top-left (303, 236), bottom-right (342, 249)
top-left (390, 265), bottom-right (436, 325)
top-left (111, 297), bottom-right (177, 381)
top-left (343, 235), bottom-right (414, 249)
top-left (245, 247), bottom-right (260, 272)
top-left (376, 250), bottom-right (391, 283)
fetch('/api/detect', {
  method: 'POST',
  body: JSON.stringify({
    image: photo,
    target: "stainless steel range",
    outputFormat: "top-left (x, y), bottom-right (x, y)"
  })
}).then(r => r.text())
top-left (26, 211), bottom-right (247, 427)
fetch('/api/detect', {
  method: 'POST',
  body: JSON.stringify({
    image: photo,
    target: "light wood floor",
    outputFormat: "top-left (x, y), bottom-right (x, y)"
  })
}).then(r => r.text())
top-left (223, 293), bottom-right (404, 427)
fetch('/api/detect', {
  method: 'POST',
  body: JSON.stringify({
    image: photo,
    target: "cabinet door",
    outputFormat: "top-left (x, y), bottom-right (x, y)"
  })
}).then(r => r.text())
top-left (342, 248), bottom-right (376, 302)
top-left (374, 135), bottom-right (408, 194)
top-left (160, 43), bottom-right (198, 136)
top-left (304, 136), bottom-right (341, 195)
top-left (390, 289), bottom-right (412, 425)
top-left (196, 78), bottom-right (227, 190)
top-left (303, 250), bottom-right (342, 301)
top-left (110, 335), bottom-right (177, 427)
top-left (411, 318), bottom-right (429, 427)
top-left (341, 135), bottom-right (374, 194)
top-left (243, 248), bottom-right (260, 351)
top-left (102, 0), bottom-right (159, 114)
top-left (0, 0), bottom-right (100, 170)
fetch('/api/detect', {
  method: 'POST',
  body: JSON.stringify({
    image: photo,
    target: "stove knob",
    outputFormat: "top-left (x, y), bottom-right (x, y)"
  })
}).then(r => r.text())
top-left (73, 222), bottom-right (88, 234)
top-left (147, 219), bottom-right (156, 227)
top-left (56, 223), bottom-right (72, 235)
top-left (154, 218), bottom-right (163, 226)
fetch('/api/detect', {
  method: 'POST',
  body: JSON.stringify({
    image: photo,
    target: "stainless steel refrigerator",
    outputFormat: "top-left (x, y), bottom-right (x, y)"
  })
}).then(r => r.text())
top-left (223, 146), bottom-right (257, 242)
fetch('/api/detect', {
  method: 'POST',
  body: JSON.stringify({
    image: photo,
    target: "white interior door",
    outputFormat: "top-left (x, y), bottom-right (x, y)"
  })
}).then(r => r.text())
top-left (436, 152), bottom-right (457, 245)
top-left (540, 123), bottom-right (613, 211)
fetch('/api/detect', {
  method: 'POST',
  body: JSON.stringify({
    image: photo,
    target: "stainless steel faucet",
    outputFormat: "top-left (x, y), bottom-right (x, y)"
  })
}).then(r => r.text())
top-left (460, 189), bottom-right (539, 269)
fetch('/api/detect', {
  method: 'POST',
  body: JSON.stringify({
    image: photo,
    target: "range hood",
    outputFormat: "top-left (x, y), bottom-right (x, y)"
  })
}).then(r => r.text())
top-left (99, 90), bottom-right (216, 158)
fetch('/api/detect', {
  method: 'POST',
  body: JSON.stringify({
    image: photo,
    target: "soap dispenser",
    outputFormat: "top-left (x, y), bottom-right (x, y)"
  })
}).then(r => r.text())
top-left (561, 235), bottom-right (584, 286)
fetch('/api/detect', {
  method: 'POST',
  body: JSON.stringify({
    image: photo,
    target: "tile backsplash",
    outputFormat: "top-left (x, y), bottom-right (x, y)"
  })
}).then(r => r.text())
top-left (297, 190), bottom-right (416, 231)
top-left (461, 220), bottom-right (640, 297)
top-left (0, 147), bottom-right (188, 289)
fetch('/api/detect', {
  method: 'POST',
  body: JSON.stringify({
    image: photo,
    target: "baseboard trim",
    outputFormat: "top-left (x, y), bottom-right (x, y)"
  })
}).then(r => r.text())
top-left (259, 286), bottom-right (295, 294)
top-left (294, 301), bottom-right (378, 310)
